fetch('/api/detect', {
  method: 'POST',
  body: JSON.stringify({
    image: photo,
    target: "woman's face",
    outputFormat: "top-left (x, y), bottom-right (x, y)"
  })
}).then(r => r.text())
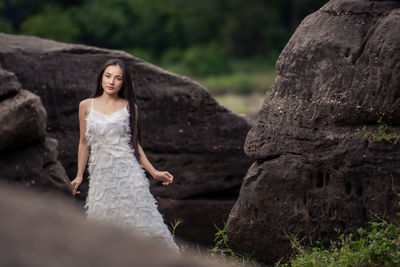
top-left (101, 64), bottom-right (124, 95)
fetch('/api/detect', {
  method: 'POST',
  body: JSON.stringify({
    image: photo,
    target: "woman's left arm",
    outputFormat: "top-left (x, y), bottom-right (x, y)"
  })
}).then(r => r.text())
top-left (136, 142), bottom-right (157, 177)
top-left (129, 102), bottom-right (173, 185)
top-left (137, 142), bottom-right (174, 185)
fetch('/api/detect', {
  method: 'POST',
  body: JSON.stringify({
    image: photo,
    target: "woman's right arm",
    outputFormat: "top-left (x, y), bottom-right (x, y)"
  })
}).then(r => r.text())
top-left (71, 99), bottom-right (90, 195)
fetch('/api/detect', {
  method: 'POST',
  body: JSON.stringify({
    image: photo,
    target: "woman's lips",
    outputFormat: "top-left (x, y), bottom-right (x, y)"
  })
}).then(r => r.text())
top-left (106, 86), bottom-right (114, 90)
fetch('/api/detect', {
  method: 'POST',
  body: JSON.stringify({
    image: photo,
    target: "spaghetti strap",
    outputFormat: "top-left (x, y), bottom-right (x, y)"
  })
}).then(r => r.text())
top-left (91, 98), bottom-right (94, 111)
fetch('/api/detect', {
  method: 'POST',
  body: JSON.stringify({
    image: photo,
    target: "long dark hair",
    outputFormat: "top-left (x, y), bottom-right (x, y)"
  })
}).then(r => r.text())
top-left (90, 58), bottom-right (142, 162)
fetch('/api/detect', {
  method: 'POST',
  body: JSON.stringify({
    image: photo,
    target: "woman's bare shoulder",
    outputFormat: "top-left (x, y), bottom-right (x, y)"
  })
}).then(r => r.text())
top-left (79, 98), bottom-right (92, 106)
top-left (79, 98), bottom-right (92, 113)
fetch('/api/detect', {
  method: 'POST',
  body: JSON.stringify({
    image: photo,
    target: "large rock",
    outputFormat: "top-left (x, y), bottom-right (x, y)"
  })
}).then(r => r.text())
top-left (0, 180), bottom-right (239, 267)
top-left (226, 0), bottom-right (400, 264)
top-left (0, 67), bottom-right (72, 196)
top-left (0, 87), bottom-right (46, 151)
top-left (0, 33), bottom-right (251, 245)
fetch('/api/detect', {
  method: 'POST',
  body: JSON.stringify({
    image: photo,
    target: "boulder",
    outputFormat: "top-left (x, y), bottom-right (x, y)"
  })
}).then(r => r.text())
top-left (226, 0), bottom-right (400, 264)
top-left (0, 135), bottom-right (72, 196)
top-left (0, 88), bottom-right (46, 151)
top-left (0, 67), bottom-right (72, 196)
top-left (0, 33), bottom-right (252, 245)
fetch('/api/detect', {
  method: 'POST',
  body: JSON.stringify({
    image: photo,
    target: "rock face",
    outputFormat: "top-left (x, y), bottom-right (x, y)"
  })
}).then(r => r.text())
top-left (0, 33), bottom-right (251, 245)
top-left (226, 0), bottom-right (400, 264)
top-left (0, 180), bottom-right (238, 267)
top-left (0, 66), bottom-right (72, 196)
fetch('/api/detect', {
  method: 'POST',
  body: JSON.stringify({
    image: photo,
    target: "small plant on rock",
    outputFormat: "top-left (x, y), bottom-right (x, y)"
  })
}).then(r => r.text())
top-left (355, 117), bottom-right (399, 144)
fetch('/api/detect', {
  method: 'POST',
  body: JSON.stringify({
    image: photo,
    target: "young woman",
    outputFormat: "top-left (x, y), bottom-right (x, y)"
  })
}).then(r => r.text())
top-left (70, 58), bottom-right (180, 253)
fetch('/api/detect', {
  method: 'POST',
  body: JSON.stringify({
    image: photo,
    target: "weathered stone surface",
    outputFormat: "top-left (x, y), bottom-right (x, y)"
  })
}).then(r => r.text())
top-left (0, 33), bottom-right (251, 246)
top-left (227, 0), bottom-right (400, 264)
top-left (149, 153), bottom-right (245, 198)
top-left (0, 180), bottom-right (238, 267)
top-left (0, 68), bottom-right (20, 98)
top-left (0, 69), bottom-right (72, 196)
top-left (0, 88), bottom-right (46, 151)
top-left (0, 137), bottom-right (72, 196)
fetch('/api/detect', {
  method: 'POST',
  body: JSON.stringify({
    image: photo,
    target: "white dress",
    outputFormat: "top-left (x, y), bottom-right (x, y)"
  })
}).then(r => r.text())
top-left (83, 98), bottom-right (179, 253)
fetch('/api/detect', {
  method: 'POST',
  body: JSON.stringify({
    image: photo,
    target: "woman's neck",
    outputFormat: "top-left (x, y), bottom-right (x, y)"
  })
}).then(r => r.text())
top-left (98, 92), bottom-right (121, 103)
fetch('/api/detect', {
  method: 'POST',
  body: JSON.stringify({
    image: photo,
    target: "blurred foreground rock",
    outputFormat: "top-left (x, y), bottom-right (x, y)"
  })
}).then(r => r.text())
top-left (0, 180), bottom-right (240, 267)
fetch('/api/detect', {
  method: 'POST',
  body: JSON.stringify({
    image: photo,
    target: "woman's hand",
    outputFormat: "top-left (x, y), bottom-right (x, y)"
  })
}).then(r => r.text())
top-left (153, 170), bottom-right (174, 186)
top-left (71, 176), bottom-right (83, 195)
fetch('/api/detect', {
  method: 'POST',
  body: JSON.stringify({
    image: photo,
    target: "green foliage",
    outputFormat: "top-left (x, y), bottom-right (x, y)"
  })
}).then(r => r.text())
top-left (209, 221), bottom-right (255, 263)
top-left (278, 186), bottom-right (400, 267)
top-left (354, 117), bottom-right (399, 144)
top-left (0, 17), bottom-right (14, 33)
top-left (0, 0), bottom-right (46, 30)
top-left (71, 0), bottom-right (138, 49)
top-left (126, 47), bottom-right (155, 63)
top-left (0, 0), bottom-right (329, 70)
top-left (161, 48), bottom-right (183, 65)
top-left (19, 4), bottom-right (81, 43)
top-left (214, 93), bottom-right (265, 115)
top-left (278, 218), bottom-right (400, 267)
top-left (168, 218), bottom-right (183, 237)
top-left (182, 42), bottom-right (230, 76)
top-left (200, 69), bottom-right (275, 95)
top-left (221, 0), bottom-right (289, 58)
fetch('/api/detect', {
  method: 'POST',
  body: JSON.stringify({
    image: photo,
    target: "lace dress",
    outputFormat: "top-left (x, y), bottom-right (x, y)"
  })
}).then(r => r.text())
top-left (83, 98), bottom-right (179, 253)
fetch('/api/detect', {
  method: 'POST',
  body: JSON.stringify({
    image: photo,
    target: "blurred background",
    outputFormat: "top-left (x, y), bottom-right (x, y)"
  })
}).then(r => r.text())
top-left (0, 0), bottom-right (328, 117)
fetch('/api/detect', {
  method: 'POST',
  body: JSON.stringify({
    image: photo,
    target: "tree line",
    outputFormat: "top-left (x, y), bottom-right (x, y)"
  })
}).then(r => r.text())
top-left (0, 0), bottom-right (328, 75)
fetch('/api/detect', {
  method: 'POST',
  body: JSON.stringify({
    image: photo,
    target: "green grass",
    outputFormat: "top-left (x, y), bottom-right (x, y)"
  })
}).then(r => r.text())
top-left (172, 209), bottom-right (400, 266)
top-left (208, 221), bottom-right (260, 266)
top-left (170, 219), bottom-right (260, 266)
top-left (196, 70), bottom-right (273, 116)
top-left (161, 58), bottom-right (277, 95)
top-left (278, 218), bottom-right (400, 267)
top-left (161, 58), bottom-right (275, 116)
top-left (277, 184), bottom-right (400, 266)
top-left (215, 93), bottom-right (265, 116)
top-left (198, 71), bottom-right (275, 95)
top-left (169, 218), bottom-right (183, 237)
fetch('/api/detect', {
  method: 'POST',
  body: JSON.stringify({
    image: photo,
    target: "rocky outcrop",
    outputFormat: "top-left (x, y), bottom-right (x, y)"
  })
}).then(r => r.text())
top-left (0, 66), bottom-right (72, 195)
top-left (0, 69), bottom-right (45, 151)
top-left (226, 0), bottom-right (400, 264)
top-left (0, 33), bottom-right (251, 246)
top-left (0, 180), bottom-right (239, 267)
